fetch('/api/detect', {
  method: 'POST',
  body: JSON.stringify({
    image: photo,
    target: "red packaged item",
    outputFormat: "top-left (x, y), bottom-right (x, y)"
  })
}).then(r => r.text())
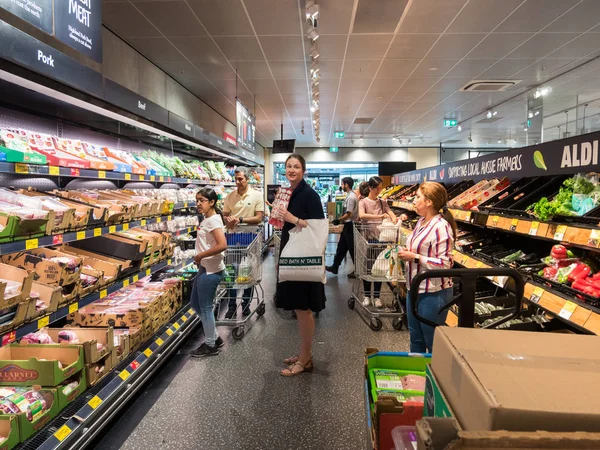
top-left (24, 131), bottom-right (90, 168)
top-left (268, 188), bottom-right (292, 229)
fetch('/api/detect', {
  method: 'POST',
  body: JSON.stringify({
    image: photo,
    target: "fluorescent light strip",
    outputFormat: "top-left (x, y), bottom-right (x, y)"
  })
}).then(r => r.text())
top-left (0, 69), bottom-right (248, 164)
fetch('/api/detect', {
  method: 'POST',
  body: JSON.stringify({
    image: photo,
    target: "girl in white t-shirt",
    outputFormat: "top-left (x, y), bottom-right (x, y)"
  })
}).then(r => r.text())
top-left (190, 188), bottom-right (227, 358)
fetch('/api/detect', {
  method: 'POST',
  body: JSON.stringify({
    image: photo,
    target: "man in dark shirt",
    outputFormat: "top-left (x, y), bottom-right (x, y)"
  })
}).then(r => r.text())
top-left (327, 177), bottom-right (358, 278)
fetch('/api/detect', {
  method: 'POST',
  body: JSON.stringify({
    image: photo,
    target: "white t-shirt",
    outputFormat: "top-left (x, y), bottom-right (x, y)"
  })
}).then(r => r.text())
top-left (195, 214), bottom-right (226, 274)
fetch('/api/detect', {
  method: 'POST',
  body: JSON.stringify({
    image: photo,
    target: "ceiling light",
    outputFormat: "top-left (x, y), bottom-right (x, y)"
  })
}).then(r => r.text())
top-left (528, 112), bottom-right (533, 119)
top-left (498, 139), bottom-right (502, 144)
top-left (540, 86), bottom-right (552, 96)
top-left (408, 138), bottom-right (412, 144)
top-left (429, 67), bottom-right (438, 71)
top-left (492, 110), bottom-right (497, 116)
top-left (310, 44), bottom-right (320, 60)
top-left (535, 111), bottom-right (540, 116)
top-left (310, 106), bottom-right (316, 113)
top-left (307, 26), bottom-right (319, 41)
top-left (457, 124), bottom-right (462, 132)
top-left (524, 127), bottom-right (528, 132)
top-left (310, 62), bottom-right (319, 74)
top-left (306, 1), bottom-right (320, 21)
top-left (486, 111), bottom-right (492, 119)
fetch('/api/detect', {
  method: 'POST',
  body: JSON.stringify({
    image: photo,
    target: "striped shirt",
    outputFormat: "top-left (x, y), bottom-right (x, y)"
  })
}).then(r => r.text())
top-left (405, 215), bottom-right (454, 293)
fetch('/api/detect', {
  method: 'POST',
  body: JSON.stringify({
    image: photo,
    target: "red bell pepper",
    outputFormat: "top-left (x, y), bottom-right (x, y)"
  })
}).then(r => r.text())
top-left (551, 245), bottom-right (568, 260)
top-left (543, 266), bottom-right (558, 279)
top-left (568, 263), bottom-right (590, 282)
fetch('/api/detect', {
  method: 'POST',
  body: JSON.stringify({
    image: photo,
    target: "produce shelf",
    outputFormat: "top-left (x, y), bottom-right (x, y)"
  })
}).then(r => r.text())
top-left (18, 304), bottom-right (199, 450)
top-left (0, 161), bottom-right (236, 187)
top-left (0, 208), bottom-right (194, 255)
top-left (0, 256), bottom-right (196, 347)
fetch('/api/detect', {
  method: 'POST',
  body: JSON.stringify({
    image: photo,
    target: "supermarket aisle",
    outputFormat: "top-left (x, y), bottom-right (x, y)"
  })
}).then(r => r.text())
top-left (92, 243), bottom-right (410, 450)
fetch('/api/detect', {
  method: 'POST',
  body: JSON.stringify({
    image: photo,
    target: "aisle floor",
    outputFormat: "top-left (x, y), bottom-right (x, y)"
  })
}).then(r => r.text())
top-left (93, 246), bottom-right (410, 450)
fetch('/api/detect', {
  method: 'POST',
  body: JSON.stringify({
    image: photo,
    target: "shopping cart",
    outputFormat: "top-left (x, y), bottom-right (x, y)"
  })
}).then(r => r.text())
top-left (215, 225), bottom-right (266, 339)
top-left (273, 229), bottom-right (282, 266)
top-left (349, 222), bottom-right (405, 331)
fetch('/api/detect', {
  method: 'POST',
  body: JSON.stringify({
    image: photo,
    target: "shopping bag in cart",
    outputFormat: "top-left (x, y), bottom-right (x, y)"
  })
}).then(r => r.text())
top-left (279, 219), bottom-right (328, 283)
top-left (371, 247), bottom-right (398, 278)
top-left (378, 219), bottom-right (400, 242)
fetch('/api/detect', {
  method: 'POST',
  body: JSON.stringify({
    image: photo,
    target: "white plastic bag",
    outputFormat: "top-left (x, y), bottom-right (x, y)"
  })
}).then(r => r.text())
top-left (279, 219), bottom-right (328, 283)
top-left (378, 219), bottom-right (400, 242)
top-left (237, 255), bottom-right (257, 283)
top-left (371, 250), bottom-right (390, 277)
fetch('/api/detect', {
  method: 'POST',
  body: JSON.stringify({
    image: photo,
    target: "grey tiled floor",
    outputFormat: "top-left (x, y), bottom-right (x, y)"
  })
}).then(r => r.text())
top-left (92, 247), bottom-right (410, 450)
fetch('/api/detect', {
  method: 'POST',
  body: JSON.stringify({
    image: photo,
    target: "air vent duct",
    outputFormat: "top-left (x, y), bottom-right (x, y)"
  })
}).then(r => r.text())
top-left (460, 80), bottom-right (520, 92)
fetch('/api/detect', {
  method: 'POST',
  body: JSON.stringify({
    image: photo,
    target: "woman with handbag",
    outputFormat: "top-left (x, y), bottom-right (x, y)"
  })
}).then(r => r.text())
top-left (358, 176), bottom-right (398, 308)
top-left (276, 154), bottom-right (326, 377)
top-left (397, 182), bottom-right (457, 353)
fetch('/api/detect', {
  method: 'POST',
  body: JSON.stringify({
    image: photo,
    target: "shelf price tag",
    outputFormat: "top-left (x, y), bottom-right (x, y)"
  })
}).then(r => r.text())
top-left (54, 425), bottom-right (72, 442)
top-left (491, 216), bottom-right (500, 227)
top-left (150, 175), bottom-right (156, 181)
top-left (99, 289), bottom-right (107, 299)
top-left (76, 231), bottom-right (86, 241)
top-left (173, 322), bottom-right (180, 330)
top-left (146, 268), bottom-right (151, 276)
top-left (133, 275), bottom-right (139, 283)
top-left (94, 228), bottom-right (101, 237)
top-left (181, 315), bottom-right (188, 322)
top-left (37, 316), bottom-right (49, 329)
top-left (139, 175), bottom-right (145, 181)
top-left (510, 218), bottom-right (519, 231)
top-left (25, 238), bottom-right (38, 250)
top-left (168, 215), bottom-right (172, 221)
top-left (88, 396), bottom-right (102, 409)
top-left (464, 211), bottom-right (471, 222)
top-left (168, 259), bottom-right (172, 265)
top-left (119, 370), bottom-right (130, 381)
top-left (156, 217), bottom-right (162, 223)
top-left (159, 176), bottom-right (164, 182)
top-left (123, 279), bottom-right (130, 288)
top-left (554, 225), bottom-right (568, 241)
top-left (530, 287), bottom-right (545, 304)
top-left (475, 261), bottom-right (484, 268)
top-left (15, 163), bottom-right (28, 174)
top-left (188, 308), bottom-right (195, 315)
top-left (141, 220), bottom-right (147, 227)
top-left (109, 225), bottom-right (116, 234)
top-left (49, 166), bottom-right (60, 176)
top-left (143, 348), bottom-right (152, 357)
top-left (68, 302), bottom-right (79, 314)
top-left (98, 170), bottom-right (106, 179)
top-left (123, 223), bottom-right (129, 231)
top-left (125, 173), bottom-right (132, 181)
top-left (529, 221), bottom-right (540, 236)
top-left (156, 338), bottom-right (164, 346)
top-left (559, 301), bottom-right (578, 320)
top-left (184, 202), bottom-right (188, 208)
top-left (166, 328), bottom-right (174, 336)
top-left (588, 229), bottom-right (600, 248)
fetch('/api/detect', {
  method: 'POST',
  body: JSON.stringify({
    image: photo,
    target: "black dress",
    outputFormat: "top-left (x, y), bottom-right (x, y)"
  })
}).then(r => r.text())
top-left (276, 179), bottom-right (327, 312)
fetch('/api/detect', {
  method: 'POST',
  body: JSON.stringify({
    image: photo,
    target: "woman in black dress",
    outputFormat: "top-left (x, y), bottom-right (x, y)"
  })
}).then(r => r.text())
top-left (276, 154), bottom-right (326, 377)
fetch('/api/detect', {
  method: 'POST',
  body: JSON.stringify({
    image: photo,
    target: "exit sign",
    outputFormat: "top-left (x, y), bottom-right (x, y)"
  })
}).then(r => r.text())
top-left (330, 147), bottom-right (339, 153)
top-left (443, 119), bottom-right (458, 128)
top-left (334, 131), bottom-right (345, 138)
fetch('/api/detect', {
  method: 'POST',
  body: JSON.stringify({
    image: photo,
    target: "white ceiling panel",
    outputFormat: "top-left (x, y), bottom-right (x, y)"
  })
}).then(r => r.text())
top-left (314, 35), bottom-right (349, 60)
top-left (313, 0), bottom-right (355, 34)
top-left (543, 0), bottom-right (600, 33)
top-left (170, 37), bottom-right (226, 63)
top-left (446, 0), bottom-right (524, 33)
top-left (276, 79), bottom-right (311, 93)
top-left (386, 34), bottom-right (439, 59)
top-left (467, 33), bottom-right (535, 59)
top-left (368, 77), bottom-right (407, 96)
top-left (128, 37), bottom-right (185, 63)
top-left (230, 61), bottom-right (272, 79)
top-left (352, 0), bottom-right (408, 34)
top-left (270, 61), bottom-right (307, 79)
top-left (318, 60), bottom-right (344, 79)
top-left (545, 33), bottom-right (600, 59)
top-left (445, 59), bottom-right (496, 78)
top-left (339, 78), bottom-right (373, 92)
top-left (213, 37), bottom-right (264, 61)
top-left (397, 78), bottom-right (438, 94)
top-left (242, 78), bottom-right (281, 94)
top-left (495, 0), bottom-right (580, 32)
top-left (507, 33), bottom-right (581, 59)
top-left (245, 0), bottom-right (302, 35)
top-left (411, 59), bottom-right (461, 78)
top-left (478, 58), bottom-right (538, 78)
top-left (377, 59), bottom-right (420, 78)
top-left (346, 35), bottom-right (394, 60)
top-left (103, 2), bottom-right (161, 38)
top-left (187, 0), bottom-right (254, 36)
top-left (427, 33), bottom-right (486, 59)
top-left (134, 1), bottom-right (207, 38)
top-left (398, 0), bottom-right (469, 33)
top-left (341, 60), bottom-right (380, 79)
top-left (192, 62), bottom-right (237, 80)
top-left (259, 36), bottom-right (305, 61)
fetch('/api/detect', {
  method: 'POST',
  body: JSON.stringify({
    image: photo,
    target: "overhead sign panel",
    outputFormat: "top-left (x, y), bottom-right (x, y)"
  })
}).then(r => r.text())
top-left (54, 0), bottom-right (102, 62)
top-left (0, 0), bottom-right (53, 34)
top-left (236, 99), bottom-right (255, 152)
top-left (443, 119), bottom-right (458, 128)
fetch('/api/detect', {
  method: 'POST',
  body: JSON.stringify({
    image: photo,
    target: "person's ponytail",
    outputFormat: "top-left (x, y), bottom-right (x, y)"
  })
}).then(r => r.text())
top-left (441, 206), bottom-right (458, 242)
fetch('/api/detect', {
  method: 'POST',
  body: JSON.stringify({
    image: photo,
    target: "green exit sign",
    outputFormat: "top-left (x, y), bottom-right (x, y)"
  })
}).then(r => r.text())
top-left (334, 131), bottom-right (345, 138)
top-left (330, 147), bottom-right (339, 153)
top-left (443, 119), bottom-right (458, 128)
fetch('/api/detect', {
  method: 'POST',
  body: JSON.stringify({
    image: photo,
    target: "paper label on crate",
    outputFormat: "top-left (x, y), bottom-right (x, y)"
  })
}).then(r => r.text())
top-left (88, 396), bottom-right (102, 409)
top-left (53, 235), bottom-right (64, 245)
top-left (510, 218), bottom-right (519, 231)
top-left (15, 163), bottom-right (29, 174)
top-left (530, 287), bottom-right (544, 304)
top-left (133, 275), bottom-right (139, 282)
top-left (49, 166), bottom-right (60, 176)
top-left (123, 279), bottom-right (130, 288)
top-left (54, 425), bottom-right (72, 441)
top-left (168, 215), bottom-right (172, 221)
top-left (68, 302), bottom-right (79, 314)
top-left (125, 173), bottom-right (132, 180)
top-left (374, 370), bottom-right (403, 390)
top-left (181, 316), bottom-right (187, 322)
top-left (141, 220), bottom-right (147, 227)
top-left (2, 331), bottom-right (16, 346)
top-left (94, 228), bottom-right (102, 237)
top-left (588, 229), bottom-right (600, 248)
top-left (464, 211), bottom-right (471, 222)
top-left (26, 238), bottom-right (38, 250)
top-left (160, 176), bottom-right (165, 182)
top-left (143, 348), bottom-right (152, 357)
top-left (529, 221), bottom-right (540, 236)
top-left (146, 269), bottom-right (151, 276)
top-left (38, 316), bottom-right (49, 329)
top-left (475, 261), bottom-right (484, 268)
top-left (118, 370), bottom-right (130, 381)
top-left (554, 225), bottom-right (568, 241)
top-left (76, 231), bottom-right (86, 241)
top-left (559, 301), bottom-right (577, 320)
top-left (188, 308), bottom-right (195, 315)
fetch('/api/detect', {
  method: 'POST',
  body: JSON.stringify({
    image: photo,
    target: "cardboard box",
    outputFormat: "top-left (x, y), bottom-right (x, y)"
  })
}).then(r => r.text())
top-left (431, 327), bottom-right (600, 433)
top-left (0, 344), bottom-right (84, 386)
top-left (115, 327), bottom-right (142, 354)
top-left (77, 265), bottom-right (104, 297)
top-left (416, 417), bottom-right (600, 450)
top-left (45, 327), bottom-right (114, 364)
top-left (3, 387), bottom-right (59, 443)
top-left (55, 369), bottom-right (87, 410)
top-left (424, 365), bottom-right (454, 419)
top-left (0, 415), bottom-right (20, 450)
top-left (50, 191), bottom-right (109, 227)
top-left (53, 191), bottom-right (127, 224)
top-left (12, 191), bottom-right (73, 235)
top-left (1, 249), bottom-right (82, 286)
top-left (56, 249), bottom-right (120, 288)
top-left (365, 349), bottom-right (430, 450)
top-left (69, 304), bottom-right (151, 329)
top-left (70, 234), bottom-right (147, 262)
top-left (85, 348), bottom-right (117, 387)
top-left (59, 245), bottom-right (130, 272)
top-left (0, 263), bottom-right (34, 309)
top-left (0, 299), bottom-right (33, 337)
top-left (25, 282), bottom-right (61, 322)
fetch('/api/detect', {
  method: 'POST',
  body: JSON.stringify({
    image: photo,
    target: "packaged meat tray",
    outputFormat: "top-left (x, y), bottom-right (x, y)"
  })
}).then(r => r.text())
top-left (103, 148), bottom-right (147, 175)
top-left (53, 138), bottom-right (115, 171)
top-left (0, 129), bottom-right (47, 164)
top-left (25, 131), bottom-right (90, 169)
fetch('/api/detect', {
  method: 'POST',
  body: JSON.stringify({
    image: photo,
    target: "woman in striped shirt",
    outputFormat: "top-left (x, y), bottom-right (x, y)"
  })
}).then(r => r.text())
top-left (397, 182), bottom-right (457, 353)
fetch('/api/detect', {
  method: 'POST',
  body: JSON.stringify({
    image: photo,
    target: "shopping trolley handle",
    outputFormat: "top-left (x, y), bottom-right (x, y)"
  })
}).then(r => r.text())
top-left (409, 268), bottom-right (524, 328)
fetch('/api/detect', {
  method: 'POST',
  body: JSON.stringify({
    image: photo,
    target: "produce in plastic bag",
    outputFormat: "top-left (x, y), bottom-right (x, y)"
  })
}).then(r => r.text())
top-left (0, 279), bottom-right (22, 299)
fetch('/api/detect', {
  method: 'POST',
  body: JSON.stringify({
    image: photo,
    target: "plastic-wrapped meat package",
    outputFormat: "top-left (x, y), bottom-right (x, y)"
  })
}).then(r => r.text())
top-left (0, 399), bottom-right (21, 414)
top-left (10, 391), bottom-right (47, 421)
top-left (400, 375), bottom-right (426, 391)
top-left (0, 188), bottom-right (18, 205)
top-left (57, 330), bottom-right (79, 343)
top-left (62, 381), bottom-right (79, 395)
top-left (80, 273), bottom-right (99, 288)
top-left (0, 388), bottom-right (17, 399)
top-left (35, 300), bottom-right (47, 311)
top-left (21, 332), bottom-right (54, 344)
top-left (0, 279), bottom-right (22, 299)
top-left (0, 200), bottom-right (48, 220)
top-left (48, 256), bottom-right (79, 271)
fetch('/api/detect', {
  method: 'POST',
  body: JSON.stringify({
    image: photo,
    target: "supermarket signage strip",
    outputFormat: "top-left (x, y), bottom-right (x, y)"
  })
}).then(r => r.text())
top-left (448, 208), bottom-right (600, 252)
top-left (40, 307), bottom-right (198, 450)
top-left (1, 257), bottom-right (195, 347)
top-left (452, 248), bottom-right (600, 335)
top-left (1, 161), bottom-right (237, 186)
top-left (0, 213), bottom-right (195, 255)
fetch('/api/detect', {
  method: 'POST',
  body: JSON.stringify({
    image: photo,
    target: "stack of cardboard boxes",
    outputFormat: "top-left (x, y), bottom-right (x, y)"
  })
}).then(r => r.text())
top-left (0, 263), bottom-right (35, 337)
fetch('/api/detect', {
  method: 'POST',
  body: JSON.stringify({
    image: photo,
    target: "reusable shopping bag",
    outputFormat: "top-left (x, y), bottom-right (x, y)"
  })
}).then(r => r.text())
top-left (378, 218), bottom-right (401, 242)
top-left (371, 247), bottom-right (399, 279)
top-left (279, 219), bottom-right (328, 283)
